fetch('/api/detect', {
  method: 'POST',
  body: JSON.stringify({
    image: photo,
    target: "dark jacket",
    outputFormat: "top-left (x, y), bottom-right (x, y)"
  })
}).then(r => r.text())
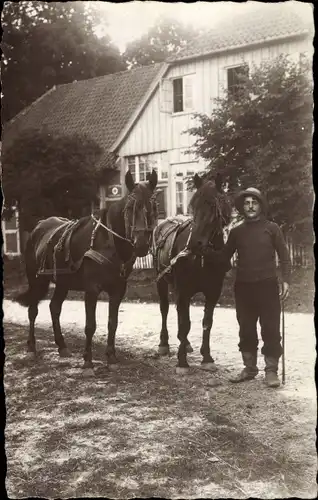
top-left (217, 217), bottom-right (291, 284)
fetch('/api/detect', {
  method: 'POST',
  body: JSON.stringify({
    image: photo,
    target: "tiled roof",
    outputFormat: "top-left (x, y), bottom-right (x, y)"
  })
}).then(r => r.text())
top-left (3, 63), bottom-right (165, 170)
top-left (168, 2), bottom-right (313, 63)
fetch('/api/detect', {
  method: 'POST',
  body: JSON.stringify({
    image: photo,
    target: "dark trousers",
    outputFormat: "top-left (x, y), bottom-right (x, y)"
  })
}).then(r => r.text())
top-left (234, 278), bottom-right (282, 359)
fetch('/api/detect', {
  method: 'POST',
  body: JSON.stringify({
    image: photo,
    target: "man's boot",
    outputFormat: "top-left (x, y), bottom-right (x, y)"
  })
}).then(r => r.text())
top-left (229, 352), bottom-right (258, 383)
top-left (264, 356), bottom-right (280, 388)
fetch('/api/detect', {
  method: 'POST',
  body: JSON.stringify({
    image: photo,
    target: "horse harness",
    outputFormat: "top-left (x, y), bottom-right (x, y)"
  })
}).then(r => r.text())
top-left (153, 212), bottom-right (226, 283)
top-left (85, 192), bottom-right (158, 278)
top-left (38, 219), bottom-right (82, 280)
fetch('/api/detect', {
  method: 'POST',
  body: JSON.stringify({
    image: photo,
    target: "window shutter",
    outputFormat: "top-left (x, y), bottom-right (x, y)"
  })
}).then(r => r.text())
top-left (183, 75), bottom-right (194, 111)
top-left (159, 78), bottom-right (173, 114)
top-left (219, 67), bottom-right (227, 98)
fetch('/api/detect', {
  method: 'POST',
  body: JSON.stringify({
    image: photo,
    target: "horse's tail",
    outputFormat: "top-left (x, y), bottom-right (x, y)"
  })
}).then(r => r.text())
top-left (14, 279), bottom-right (50, 307)
top-left (13, 236), bottom-right (50, 308)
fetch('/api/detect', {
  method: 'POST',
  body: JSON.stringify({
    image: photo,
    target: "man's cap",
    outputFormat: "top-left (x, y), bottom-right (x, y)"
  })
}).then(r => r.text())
top-left (234, 187), bottom-right (267, 213)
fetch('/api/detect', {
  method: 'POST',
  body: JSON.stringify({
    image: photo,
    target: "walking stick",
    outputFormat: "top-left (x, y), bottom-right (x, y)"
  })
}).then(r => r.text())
top-left (281, 296), bottom-right (286, 385)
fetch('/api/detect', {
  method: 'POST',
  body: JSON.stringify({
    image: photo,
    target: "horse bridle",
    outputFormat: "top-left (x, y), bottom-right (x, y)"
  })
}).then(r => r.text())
top-left (123, 192), bottom-right (158, 243)
top-left (190, 193), bottom-right (228, 252)
top-left (89, 192), bottom-right (158, 250)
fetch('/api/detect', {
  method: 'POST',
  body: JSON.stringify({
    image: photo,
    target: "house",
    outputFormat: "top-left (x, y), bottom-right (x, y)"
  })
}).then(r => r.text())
top-left (2, 1), bottom-right (314, 260)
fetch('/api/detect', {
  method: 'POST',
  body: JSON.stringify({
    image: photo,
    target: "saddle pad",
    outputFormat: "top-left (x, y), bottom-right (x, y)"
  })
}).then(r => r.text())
top-left (153, 217), bottom-right (192, 274)
top-left (33, 217), bottom-right (82, 276)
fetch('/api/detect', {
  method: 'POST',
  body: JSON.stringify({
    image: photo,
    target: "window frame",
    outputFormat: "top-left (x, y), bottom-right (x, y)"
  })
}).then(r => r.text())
top-left (126, 152), bottom-right (168, 183)
top-left (171, 163), bottom-right (202, 216)
top-left (2, 207), bottom-right (21, 256)
top-left (226, 64), bottom-right (249, 100)
top-left (172, 73), bottom-right (195, 115)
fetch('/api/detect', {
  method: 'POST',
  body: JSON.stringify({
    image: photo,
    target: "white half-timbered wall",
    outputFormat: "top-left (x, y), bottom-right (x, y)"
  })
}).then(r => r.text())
top-left (118, 36), bottom-right (312, 221)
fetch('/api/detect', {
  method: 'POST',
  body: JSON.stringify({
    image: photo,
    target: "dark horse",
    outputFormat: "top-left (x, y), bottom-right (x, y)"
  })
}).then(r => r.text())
top-left (15, 170), bottom-right (158, 374)
top-left (152, 173), bottom-right (232, 374)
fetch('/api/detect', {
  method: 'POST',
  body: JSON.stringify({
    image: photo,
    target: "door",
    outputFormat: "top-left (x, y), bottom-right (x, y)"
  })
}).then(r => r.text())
top-left (171, 163), bottom-right (201, 216)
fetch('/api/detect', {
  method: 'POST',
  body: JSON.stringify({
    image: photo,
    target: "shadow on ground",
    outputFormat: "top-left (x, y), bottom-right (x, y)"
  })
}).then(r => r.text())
top-left (4, 322), bottom-right (316, 499)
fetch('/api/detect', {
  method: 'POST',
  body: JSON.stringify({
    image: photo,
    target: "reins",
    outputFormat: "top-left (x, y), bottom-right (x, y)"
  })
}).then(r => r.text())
top-left (155, 226), bottom-right (193, 282)
top-left (155, 193), bottom-right (230, 282)
top-left (88, 191), bottom-right (158, 273)
top-left (90, 214), bottom-right (134, 246)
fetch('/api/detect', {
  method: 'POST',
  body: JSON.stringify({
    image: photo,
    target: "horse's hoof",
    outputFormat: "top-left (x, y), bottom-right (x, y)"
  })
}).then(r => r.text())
top-left (25, 352), bottom-right (37, 361)
top-left (201, 362), bottom-right (218, 372)
top-left (186, 344), bottom-right (194, 353)
top-left (176, 366), bottom-right (190, 375)
top-left (59, 348), bottom-right (71, 358)
top-left (108, 363), bottom-right (119, 372)
top-left (158, 345), bottom-right (170, 356)
top-left (82, 368), bottom-right (95, 378)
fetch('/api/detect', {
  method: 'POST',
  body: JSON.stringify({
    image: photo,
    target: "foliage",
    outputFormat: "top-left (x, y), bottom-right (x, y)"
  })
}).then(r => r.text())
top-left (1, 1), bottom-right (126, 123)
top-left (123, 16), bottom-right (201, 68)
top-left (2, 129), bottom-right (103, 231)
top-left (186, 55), bottom-right (313, 241)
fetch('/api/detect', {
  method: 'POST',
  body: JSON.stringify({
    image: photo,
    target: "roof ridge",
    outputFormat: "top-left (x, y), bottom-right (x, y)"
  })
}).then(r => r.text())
top-left (57, 62), bottom-right (165, 89)
top-left (168, 2), bottom-right (312, 63)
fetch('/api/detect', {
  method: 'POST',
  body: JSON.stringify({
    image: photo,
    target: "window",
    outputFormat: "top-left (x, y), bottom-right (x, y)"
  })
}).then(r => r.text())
top-left (227, 65), bottom-right (249, 99)
top-left (127, 157), bottom-right (136, 180)
top-left (173, 78), bottom-right (183, 112)
top-left (172, 75), bottom-right (194, 113)
top-left (2, 207), bottom-right (20, 256)
top-left (126, 152), bottom-right (168, 182)
top-left (139, 156), bottom-right (152, 182)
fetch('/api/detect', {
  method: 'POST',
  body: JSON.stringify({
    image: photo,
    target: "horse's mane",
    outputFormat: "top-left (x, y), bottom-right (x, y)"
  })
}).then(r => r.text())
top-left (190, 181), bottom-right (227, 209)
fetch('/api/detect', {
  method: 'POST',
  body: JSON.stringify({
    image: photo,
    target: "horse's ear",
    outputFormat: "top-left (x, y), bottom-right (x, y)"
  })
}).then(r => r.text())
top-left (125, 170), bottom-right (135, 193)
top-left (193, 173), bottom-right (203, 190)
top-left (215, 173), bottom-right (223, 193)
top-left (146, 169), bottom-right (158, 191)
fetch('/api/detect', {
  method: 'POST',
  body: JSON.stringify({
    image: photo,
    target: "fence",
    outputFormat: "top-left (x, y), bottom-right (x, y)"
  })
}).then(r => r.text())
top-left (133, 253), bottom-right (154, 269)
top-left (133, 236), bottom-right (314, 270)
top-left (285, 236), bottom-right (314, 268)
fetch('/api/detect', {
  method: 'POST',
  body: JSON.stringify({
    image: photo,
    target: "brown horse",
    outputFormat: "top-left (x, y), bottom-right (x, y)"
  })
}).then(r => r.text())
top-left (152, 173), bottom-right (232, 374)
top-left (14, 170), bottom-right (158, 374)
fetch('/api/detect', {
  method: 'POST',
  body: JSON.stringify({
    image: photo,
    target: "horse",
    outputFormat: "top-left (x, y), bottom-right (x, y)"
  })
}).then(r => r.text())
top-left (152, 173), bottom-right (232, 374)
top-left (14, 169), bottom-right (158, 374)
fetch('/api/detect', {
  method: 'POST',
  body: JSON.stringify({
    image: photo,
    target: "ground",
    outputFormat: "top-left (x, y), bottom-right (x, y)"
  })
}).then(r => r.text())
top-left (3, 299), bottom-right (316, 499)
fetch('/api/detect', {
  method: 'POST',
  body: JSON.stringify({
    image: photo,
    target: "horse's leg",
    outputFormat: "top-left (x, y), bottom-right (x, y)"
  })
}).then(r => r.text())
top-left (176, 294), bottom-right (192, 374)
top-left (27, 304), bottom-right (38, 359)
top-left (26, 276), bottom-right (50, 359)
top-left (200, 295), bottom-right (217, 372)
top-left (82, 291), bottom-right (98, 373)
top-left (106, 284), bottom-right (127, 370)
top-left (157, 279), bottom-right (170, 356)
top-left (49, 285), bottom-right (70, 357)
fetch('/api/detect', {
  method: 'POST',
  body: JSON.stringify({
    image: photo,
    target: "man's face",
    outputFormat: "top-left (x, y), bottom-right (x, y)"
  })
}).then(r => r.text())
top-left (243, 196), bottom-right (261, 220)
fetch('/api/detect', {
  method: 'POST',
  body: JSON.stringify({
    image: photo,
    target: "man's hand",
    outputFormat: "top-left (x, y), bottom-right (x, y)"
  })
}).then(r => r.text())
top-left (280, 282), bottom-right (289, 301)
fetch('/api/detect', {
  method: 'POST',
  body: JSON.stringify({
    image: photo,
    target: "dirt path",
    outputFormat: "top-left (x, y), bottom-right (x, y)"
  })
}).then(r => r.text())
top-left (3, 300), bottom-right (317, 498)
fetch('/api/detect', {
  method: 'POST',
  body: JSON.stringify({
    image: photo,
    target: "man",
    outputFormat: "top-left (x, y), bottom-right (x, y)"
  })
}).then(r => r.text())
top-left (213, 187), bottom-right (291, 388)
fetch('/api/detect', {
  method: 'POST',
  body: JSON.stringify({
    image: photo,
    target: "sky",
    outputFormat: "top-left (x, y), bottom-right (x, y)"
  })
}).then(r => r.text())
top-left (93, 1), bottom-right (313, 53)
top-left (94, 1), bottom-right (250, 52)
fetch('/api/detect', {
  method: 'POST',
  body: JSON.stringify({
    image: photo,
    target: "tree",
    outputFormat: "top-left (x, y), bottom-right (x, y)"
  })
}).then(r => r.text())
top-left (186, 55), bottom-right (313, 241)
top-left (1, 1), bottom-right (126, 123)
top-left (2, 129), bottom-right (103, 231)
top-left (123, 16), bottom-right (201, 68)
